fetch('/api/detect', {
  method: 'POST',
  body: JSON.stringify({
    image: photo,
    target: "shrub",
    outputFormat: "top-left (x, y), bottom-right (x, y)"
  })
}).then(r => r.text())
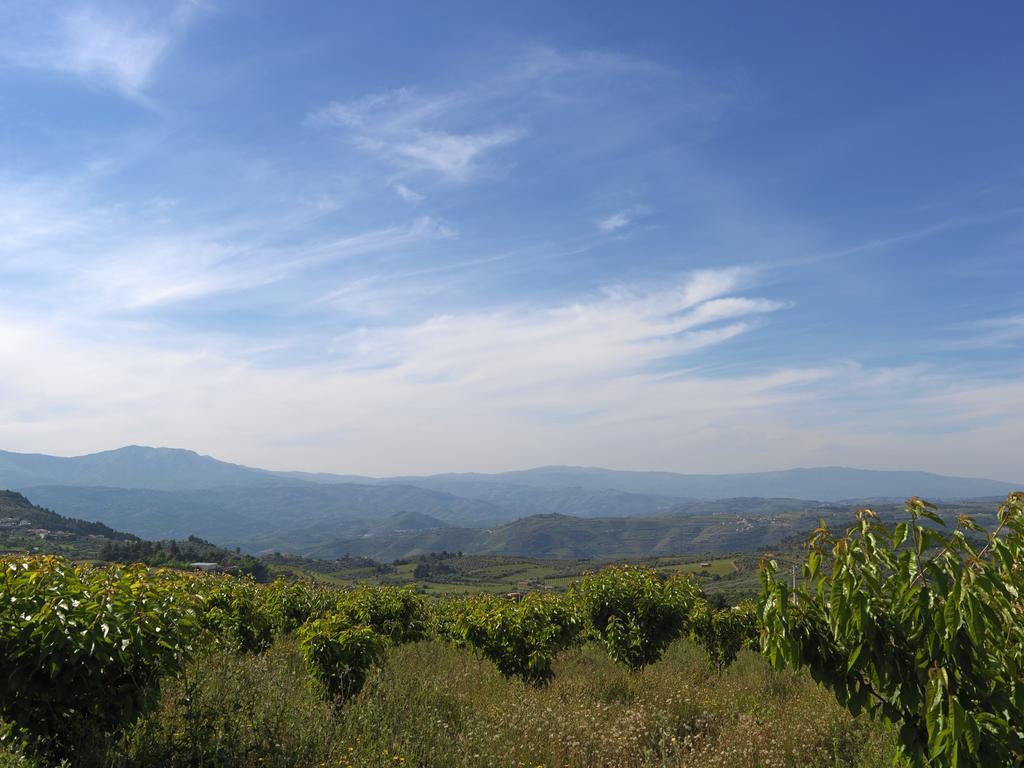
top-left (259, 579), bottom-right (333, 636)
top-left (194, 575), bottom-right (274, 655)
top-left (572, 565), bottom-right (701, 670)
top-left (454, 592), bottom-right (583, 684)
top-left (428, 596), bottom-right (472, 646)
top-left (761, 493), bottom-right (1024, 768)
top-left (0, 556), bottom-right (194, 760)
top-left (334, 585), bottom-right (429, 645)
top-left (298, 614), bottom-right (385, 702)
top-left (690, 600), bottom-right (759, 673)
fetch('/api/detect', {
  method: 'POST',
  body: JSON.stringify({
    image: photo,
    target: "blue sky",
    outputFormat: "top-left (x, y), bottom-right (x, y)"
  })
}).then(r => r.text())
top-left (1, 1), bottom-right (1022, 479)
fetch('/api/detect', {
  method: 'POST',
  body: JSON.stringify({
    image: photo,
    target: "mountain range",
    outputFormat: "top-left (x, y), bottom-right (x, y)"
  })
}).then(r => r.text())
top-left (2, 446), bottom-right (1020, 557)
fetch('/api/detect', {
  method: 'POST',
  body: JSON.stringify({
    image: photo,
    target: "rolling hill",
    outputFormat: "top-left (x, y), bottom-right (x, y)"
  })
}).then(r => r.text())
top-left (20, 483), bottom-right (501, 542)
top-left (238, 497), bottom-right (1007, 561)
top-left (0, 446), bottom-right (276, 491)
top-left (3, 446), bottom-right (1019, 502)
top-left (3, 446), bottom-right (1020, 558)
top-left (0, 490), bottom-right (131, 540)
top-left (391, 465), bottom-right (1021, 501)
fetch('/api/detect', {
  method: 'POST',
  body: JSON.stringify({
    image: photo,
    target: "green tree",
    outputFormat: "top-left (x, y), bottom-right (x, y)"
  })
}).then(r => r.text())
top-left (690, 600), bottom-right (759, 673)
top-left (760, 494), bottom-right (1024, 767)
top-left (454, 592), bottom-right (582, 684)
top-left (298, 615), bottom-right (385, 703)
top-left (0, 557), bottom-right (196, 760)
top-left (572, 564), bottom-right (701, 670)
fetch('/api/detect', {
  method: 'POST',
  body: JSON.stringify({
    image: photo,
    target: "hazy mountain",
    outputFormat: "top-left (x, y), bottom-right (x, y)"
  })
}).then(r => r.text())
top-left (366, 478), bottom-right (685, 518)
top-left (256, 497), bottom-right (1005, 561)
top-left (407, 466), bottom-right (1021, 501)
top-left (0, 490), bottom-right (131, 540)
top-left (273, 461), bottom-right (1021, 502)
top-left (288, 510), bottom-right (818, 561)
top-left (4, 446), bottom-right (1020, 558)
top-left (20, 483), bottom-right (502, 542)
top-left (3, 446), bottom-right (1018, 502)
top-left (0, 446), bottom-right (276, 491)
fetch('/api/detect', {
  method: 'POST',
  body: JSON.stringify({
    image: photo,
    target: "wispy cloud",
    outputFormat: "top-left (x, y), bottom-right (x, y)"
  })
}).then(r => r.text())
top-left (597, 205), bottom-right (650, 233)
top-left (946, 314), bottom-right (1024, 349)
top-left (598, 211), bottom-right (632, 232)
top-left (0, 268), bottom-right (797, 471)
top-left (392, 128), bottom-right (523, 180)
top-left (0, 169), bottom-right (457, 315)
top-left (329, 268), bottom-right (782, 380)
top-left (2, 1), bottom-right (201, 101)
top-left (306, 48), bottom-right (730, 187)
top-left (394, 184), bottom-right (424, 203)
top-left (309, 87), bottom-right (524, 182)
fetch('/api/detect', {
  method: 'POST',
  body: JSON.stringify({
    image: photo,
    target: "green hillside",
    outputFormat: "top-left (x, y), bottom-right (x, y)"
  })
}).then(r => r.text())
top-left (254, 498), bottom-right (1003, 561)
top-left (0, 490), bottom-right (128, 538)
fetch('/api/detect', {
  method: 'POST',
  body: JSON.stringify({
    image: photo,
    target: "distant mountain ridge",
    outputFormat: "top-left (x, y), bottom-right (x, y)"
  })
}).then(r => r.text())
top-left (1, 446), bottom-right (1018, 500)
top-left (2, 446), bottom-right (1020, 556)
top-left (0, 490), bottom-right (131, 540)
top-left (0, 446), bottom-right (277, 491)
top-left (249, 498), bottom-right (1007, 561)
top-left (22, 483), bottom-right (499, 543)
top-left (388, 465), bottom-right (1021, 501)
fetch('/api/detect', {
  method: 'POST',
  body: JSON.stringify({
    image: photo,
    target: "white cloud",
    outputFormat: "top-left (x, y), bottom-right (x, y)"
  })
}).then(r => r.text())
top-left (2, 1), bottom-right (200, 100)
top-left (395, 184), bottom-right (424, 203)
top-left (328, 269), bottom-right (782, 382)
top-left (310, 87), bottom-right (524, 182)
top-left (598, 211), bottom-right (632, 232)
top-left (391, 128), bottom-right (523, 180)
top-left (597, 204), bottom-right (651, 233)
top-left (678, 267), bottom-right (749, 306)
top-left (3, 264), bottom-right (1024, 481)
top-left (0, 267), bottom-right (809, 477)
top-left (953, 314), bottom-right (1024, 348)
top-left (0, 171), bottom-right (457, 314)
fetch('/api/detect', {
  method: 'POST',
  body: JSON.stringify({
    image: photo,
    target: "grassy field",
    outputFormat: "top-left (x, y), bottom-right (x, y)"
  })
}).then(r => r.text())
top-left (59, 636), bottom-right (898, 768)
top-left (306, 550), bottom-right (821, 608)
top-left (311, 553), bottom-right (762, 602)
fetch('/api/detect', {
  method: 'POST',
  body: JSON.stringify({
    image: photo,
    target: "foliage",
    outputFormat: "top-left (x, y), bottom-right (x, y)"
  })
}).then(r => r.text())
top-left (572, 564), bottom-right (701, 670)
top-left (259, 579), bottom-right (333, 636)
top-left (298, 614), bottom-right (385, 702)
top-left (454, 592), bottom-right (583, 684)
top-left (427, 596), bottom-right (471, 646)
top-left (691, 600), bottom-right (759, 673)
top-left (0, 490), bottom-right (131, 540)
top-left (98, 536), bottom-right (270, 581)
top-left (333, 584), bottom-right (430, 645)
top-left (0, 556), bottom-right (195, 760)
top-left (761, 493), bottom-right (1024, 767)
top-left (113, 637), bottom-right (898, 768)
top-left (195, 575), bottom-right (274, 655)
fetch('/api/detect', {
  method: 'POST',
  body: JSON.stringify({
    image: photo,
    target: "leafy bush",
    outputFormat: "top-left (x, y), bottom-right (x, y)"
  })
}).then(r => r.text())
top-left (0, 556), bottom-right (194, 760)
top-left (259, 579), bottom-right (333, 635)
top-left (334, 585), bottom-right (429, 645)
top-left (455, 592), bottom-right (582, 684)
top-left (691, 600), bottom-right (759, 673)
top-left (428, 596), bottom-right (472, 646)
top-left (194, 575), bottom-right (274, 655)
top-left (298, 614), bottom-right (385, 702)
top-left (761, 494), bottom-right (1024, 768)
top-left (572, 565), bottom-right (701, 670)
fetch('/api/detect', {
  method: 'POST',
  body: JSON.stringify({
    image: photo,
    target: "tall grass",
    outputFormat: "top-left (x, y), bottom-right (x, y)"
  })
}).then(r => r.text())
top-left (97, 637), bottom-right (897, 768)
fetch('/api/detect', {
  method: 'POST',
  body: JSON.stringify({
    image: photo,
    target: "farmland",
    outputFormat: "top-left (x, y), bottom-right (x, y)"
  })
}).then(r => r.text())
top-left (2, 494), bottom-right (1022, 767)
top-left (0, 555), bottom-right (895, 768)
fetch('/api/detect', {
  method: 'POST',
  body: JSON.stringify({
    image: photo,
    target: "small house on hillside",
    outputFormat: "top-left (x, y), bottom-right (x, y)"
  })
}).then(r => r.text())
top-left (190, 562), bottom-right (241, 575)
